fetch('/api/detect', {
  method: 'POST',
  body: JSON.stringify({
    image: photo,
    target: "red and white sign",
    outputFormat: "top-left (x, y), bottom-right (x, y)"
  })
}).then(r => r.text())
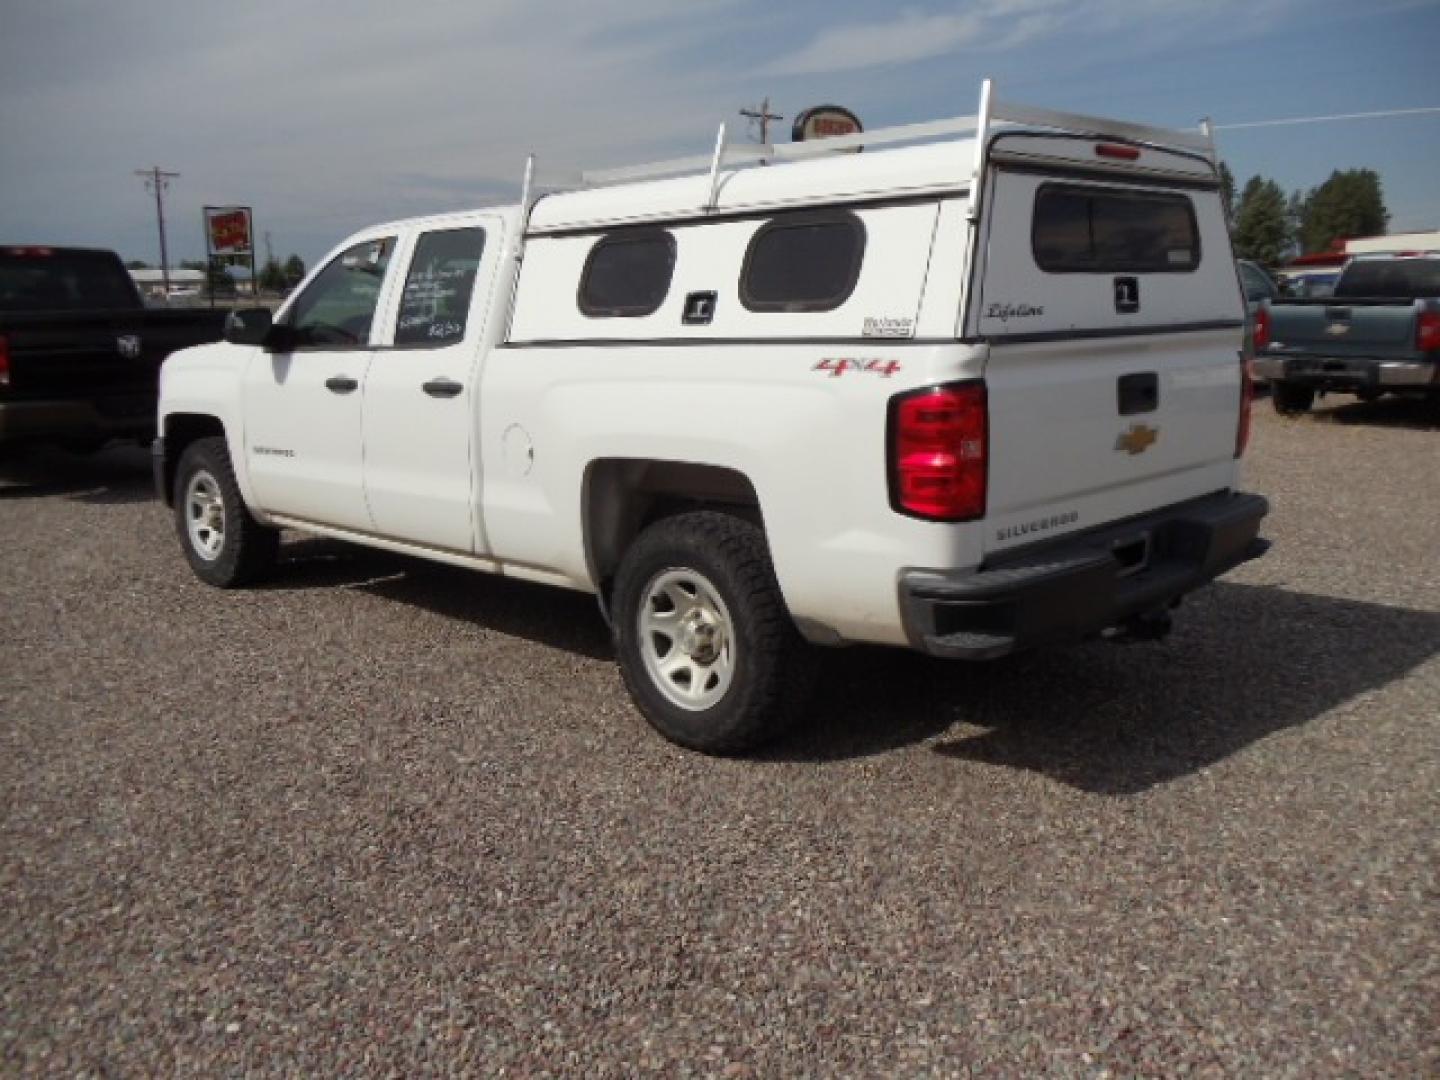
top-left (205, 206), bottom-right (252, 255)
top-left (792, 105), bottom-right (863, 143)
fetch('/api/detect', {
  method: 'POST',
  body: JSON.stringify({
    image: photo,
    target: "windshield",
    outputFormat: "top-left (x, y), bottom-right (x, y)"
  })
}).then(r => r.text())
top-left (0, 249), bottom-right (140, 313)
top-left (1334, 259), bottom-right (1440, 301)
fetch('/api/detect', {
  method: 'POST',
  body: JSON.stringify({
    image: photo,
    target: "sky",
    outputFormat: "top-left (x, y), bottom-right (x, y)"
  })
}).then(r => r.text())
top-left (2, 0), bottom-right (1437, 269)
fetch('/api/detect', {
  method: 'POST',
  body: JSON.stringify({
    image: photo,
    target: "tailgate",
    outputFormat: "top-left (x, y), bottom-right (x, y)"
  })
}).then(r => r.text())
top-left (973, 162), bottom-right (1244, 556)
top-left (1, 311), bottom-right (154, 398)
top-left (1269, 299), bottom-right (1417, 357)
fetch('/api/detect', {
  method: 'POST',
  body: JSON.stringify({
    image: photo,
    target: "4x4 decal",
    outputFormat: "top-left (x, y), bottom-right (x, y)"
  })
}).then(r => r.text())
top-left (812, 357), bottom-right (902, 378)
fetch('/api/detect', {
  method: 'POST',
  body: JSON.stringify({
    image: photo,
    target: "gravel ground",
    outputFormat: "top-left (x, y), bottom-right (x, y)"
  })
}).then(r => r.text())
top-left (2, 397), bottom-right (1437, 1076)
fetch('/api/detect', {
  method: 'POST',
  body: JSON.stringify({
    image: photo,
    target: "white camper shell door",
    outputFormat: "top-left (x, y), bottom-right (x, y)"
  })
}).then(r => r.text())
top-left (973, 163), bottom-right (1246, 556)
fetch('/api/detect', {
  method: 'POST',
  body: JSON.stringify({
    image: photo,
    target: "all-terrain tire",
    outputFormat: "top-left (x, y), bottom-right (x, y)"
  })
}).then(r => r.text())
top-left (173, 436), bottom-right (278, 588)
top-left (612, 511), bottom-right (818, 754)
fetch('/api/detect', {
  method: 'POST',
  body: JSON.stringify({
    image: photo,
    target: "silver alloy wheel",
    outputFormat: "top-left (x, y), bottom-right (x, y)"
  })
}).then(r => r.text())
top-left (637, 567), bottom-right (736, 712)
top-left (184, 469), bottom-right (226, 561)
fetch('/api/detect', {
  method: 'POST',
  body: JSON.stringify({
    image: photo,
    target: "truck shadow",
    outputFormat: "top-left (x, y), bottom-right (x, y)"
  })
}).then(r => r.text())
top-left (768, 582), bottom-right (1439, 793)
top-left (265, 537), bottom-right (1438, 793)
top-left (1305, 395), bottom-right (1440, 431)
top-left (268, 535), bottom-right (613, 661)
top-left (0, 443), bottom-right (154, 505)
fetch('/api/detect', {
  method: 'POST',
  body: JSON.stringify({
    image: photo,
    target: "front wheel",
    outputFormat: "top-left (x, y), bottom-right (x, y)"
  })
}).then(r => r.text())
top-left (612, 511), bottom-right (818, 754)
top-left (173, 436), bottom-right (278, 587)
top-left (1272, 382), bottom-right (1315, 416)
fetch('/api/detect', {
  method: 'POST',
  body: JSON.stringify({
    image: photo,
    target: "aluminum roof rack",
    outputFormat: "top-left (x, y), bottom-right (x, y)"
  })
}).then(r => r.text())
top-left (571, 80), bottom-right (1214, 191)
top-left (510, 80), bottom-right (1216, 250)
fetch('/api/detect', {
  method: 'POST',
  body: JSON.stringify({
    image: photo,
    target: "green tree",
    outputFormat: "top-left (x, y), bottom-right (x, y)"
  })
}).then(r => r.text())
top-left (258, 257), bottom-right (287, 293)
top-left (1296, 169), bottom-right (1389, 254)
top-left (1217, 161), bottom-right (1238, 228)
top-left (283, 254), bottom-right (306, 286)
top-left (125, 259), bottom-right (149, 270)
top-left (1232, 175), bottom-right (1290, 266)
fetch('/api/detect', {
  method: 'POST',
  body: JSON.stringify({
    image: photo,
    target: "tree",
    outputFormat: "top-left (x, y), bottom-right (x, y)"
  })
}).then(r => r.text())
top-left (1217, 161), bottom-right (1238, 228)
top-left (1232, 175), bottom-right (1290, 266)
top-left (181, 258), bottom-right (236, 297)
top-left (258, 257), bottom-right (287, 293)
top-left (125, 259), bottom-right (149, 270)
top-left (283, 254), bottom-right (306, 287)
top-left (1296, 169), bottom-right (1389, 255)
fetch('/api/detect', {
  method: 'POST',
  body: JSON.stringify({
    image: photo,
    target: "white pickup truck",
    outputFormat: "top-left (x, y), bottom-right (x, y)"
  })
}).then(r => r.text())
top-left (154, 84), bottom-right (1269, 753)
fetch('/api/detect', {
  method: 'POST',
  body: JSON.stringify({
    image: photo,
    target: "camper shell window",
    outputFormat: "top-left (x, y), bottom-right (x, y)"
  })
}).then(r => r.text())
top-left (578, 229), bottom-right (676, 318)
top-left (740, 211), bottom-right (867, 313)
top-left (1032, 184), bottom-right (1199, 274)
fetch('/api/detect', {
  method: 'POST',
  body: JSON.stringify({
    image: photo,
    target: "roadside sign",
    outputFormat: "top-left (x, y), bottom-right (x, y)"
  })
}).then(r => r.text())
top-left (205, 206), bottom-right (252, 255)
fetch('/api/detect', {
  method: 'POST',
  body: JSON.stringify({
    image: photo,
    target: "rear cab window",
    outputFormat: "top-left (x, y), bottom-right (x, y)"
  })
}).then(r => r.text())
top-left (1334, 258), bottom-right (1440, 300)
top-left (394, 227), bottom-right (487, 346)
top-left (0, 247), bottom-right (141, 312)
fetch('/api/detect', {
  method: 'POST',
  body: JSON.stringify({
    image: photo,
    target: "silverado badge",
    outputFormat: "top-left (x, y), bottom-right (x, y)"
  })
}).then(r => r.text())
top-left (1116, 423), bottom-right (1159, 455)
top-left (1325, 322), bottom-right (1349, 336)
top-left (116, 334), bottom-right (142, 359)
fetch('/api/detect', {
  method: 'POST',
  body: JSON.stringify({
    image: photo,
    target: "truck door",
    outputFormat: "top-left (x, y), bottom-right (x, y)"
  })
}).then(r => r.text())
top-left (971, 162), bottom-right (1245, 555)
top-left (361, 221), bottom-right (498, 553)
top-left (242, 235), bottom-right (398, 532)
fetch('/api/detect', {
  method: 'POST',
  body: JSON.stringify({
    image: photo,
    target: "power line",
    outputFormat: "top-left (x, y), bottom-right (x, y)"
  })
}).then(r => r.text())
top-left (135, 166), bottom-right (180, 296)
top-left (1214, 105), bottom-right (1440, 132)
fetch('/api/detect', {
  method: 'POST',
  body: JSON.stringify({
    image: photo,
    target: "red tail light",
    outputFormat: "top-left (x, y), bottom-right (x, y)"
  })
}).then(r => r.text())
top-left (1418, 310), bottom-right (1440, 353)
top-left (0, 334), bottom-right (10, 389)
top-left (1096, 143), bottom-right (1141, 161)
top-left (1236, 352), bottom-right (1253, 458)
top-left (888, 382), bottom-right (987, 521)
top-left (1252, 305), bottom-right (1271, 351)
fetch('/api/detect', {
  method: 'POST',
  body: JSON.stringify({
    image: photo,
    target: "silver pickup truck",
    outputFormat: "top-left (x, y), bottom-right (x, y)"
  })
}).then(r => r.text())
top-left (1254, 254), bottom-right (1440, 414)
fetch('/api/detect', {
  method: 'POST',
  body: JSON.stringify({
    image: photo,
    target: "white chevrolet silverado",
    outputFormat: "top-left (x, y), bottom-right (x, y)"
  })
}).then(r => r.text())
top-left (154, 84), bottom-right (1269, 753)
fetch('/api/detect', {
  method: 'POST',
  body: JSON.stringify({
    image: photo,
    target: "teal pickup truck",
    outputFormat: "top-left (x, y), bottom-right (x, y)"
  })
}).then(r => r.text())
top-left (1253, 254), bottom-right (1440, 415)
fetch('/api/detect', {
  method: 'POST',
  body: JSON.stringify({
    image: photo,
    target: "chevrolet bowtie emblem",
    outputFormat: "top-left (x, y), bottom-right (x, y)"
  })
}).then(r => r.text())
top-left (1116, 423), bottom-right (1159, 455)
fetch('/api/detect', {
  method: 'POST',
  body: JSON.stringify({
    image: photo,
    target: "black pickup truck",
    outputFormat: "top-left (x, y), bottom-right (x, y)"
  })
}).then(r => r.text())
top-left (0, 246), bottom-right (227, 450)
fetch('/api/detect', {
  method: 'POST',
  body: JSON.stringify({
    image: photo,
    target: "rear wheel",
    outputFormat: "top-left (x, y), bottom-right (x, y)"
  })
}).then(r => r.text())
top-left (173, 436), bottom-right (278, 587)
top-left (612, 511), bottom-right (817, 754)
top-left (1272, 382), bottom-right (1315, 416)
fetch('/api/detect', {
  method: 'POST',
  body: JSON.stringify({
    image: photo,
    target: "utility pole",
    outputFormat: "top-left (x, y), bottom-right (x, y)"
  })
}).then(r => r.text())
top-left (740, 97), bottom-right (783, 145)
top-left (135, 166), bottom-right (180, 296)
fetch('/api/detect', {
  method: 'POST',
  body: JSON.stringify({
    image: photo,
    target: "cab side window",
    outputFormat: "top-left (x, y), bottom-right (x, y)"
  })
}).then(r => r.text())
top-left (286, 237), bottom-right (395, 347)
top-left (394, 228), bottom-right (487, 346)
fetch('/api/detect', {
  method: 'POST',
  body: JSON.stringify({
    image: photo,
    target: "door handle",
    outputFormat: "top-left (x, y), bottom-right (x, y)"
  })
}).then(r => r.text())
top-left (324, 375), bottom-right (359, 394)
top-left (422, 377), bottom-right (464, 398)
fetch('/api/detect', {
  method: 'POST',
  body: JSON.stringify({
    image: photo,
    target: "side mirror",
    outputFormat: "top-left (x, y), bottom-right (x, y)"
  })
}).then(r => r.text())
top-left (262, 322), bottom-right (299, 353)
top-left (223, 307), bottom-right (273, 346)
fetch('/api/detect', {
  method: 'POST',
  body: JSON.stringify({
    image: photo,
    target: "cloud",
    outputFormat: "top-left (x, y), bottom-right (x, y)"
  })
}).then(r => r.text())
top-left (761, 10), bottom-right (986, 76)
top-left (759, 0), bottom-right (1284, 77)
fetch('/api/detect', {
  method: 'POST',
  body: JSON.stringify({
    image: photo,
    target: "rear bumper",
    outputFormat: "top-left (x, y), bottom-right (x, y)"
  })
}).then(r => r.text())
top-left (899, 491), bottom-right (1269, 660)
top-left (1254, 353), bottom-right (1438, 390)
top-left (0, 396), bottom-right (155, 445)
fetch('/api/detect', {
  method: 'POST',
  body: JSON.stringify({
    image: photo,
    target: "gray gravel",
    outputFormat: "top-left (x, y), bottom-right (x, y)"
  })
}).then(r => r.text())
top-left (2, 395), bottom-right (1437, 1076)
